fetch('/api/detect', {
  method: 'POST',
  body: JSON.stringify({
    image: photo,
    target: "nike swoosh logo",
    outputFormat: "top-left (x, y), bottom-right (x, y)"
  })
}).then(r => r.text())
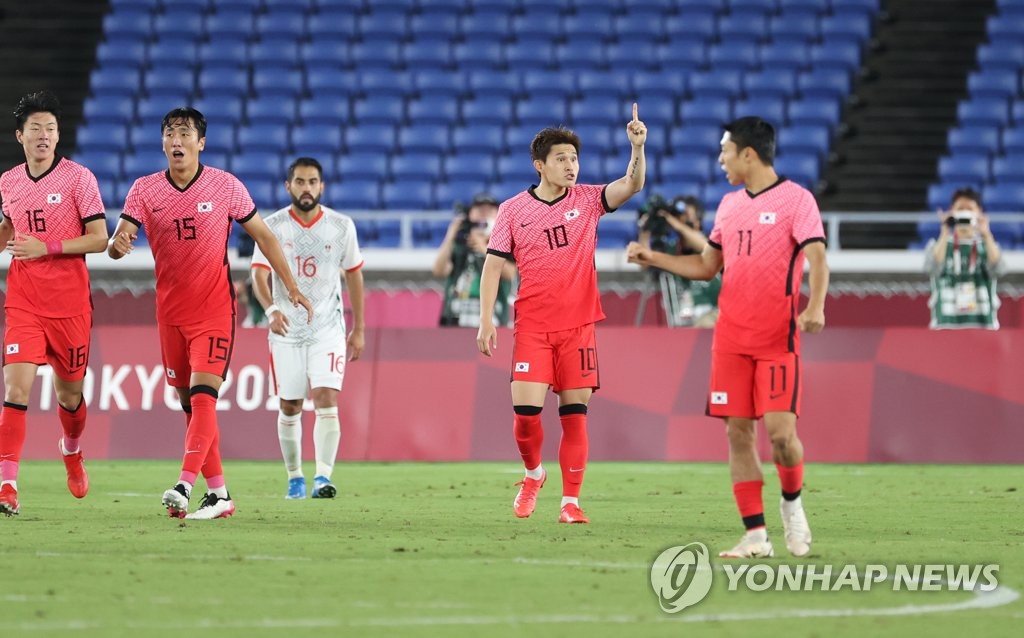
top-left (153, 207), bottom-right (166, 212)
top-left (185, 449), bottom-right (201, 454)
top-left (769, 393), bottom-right (784, 400)
top-left (581, 372), bottom-right (593, 378)
top-left (569, 467), bottom-right (585, 472)
top-left (207, 358), bottom-right (223, 364)
top-left (520, 222), bottom-right (532, 227)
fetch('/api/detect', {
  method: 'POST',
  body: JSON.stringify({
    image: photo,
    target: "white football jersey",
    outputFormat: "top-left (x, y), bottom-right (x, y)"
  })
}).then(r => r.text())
top-left (250, 206), bottom-right (364, 344)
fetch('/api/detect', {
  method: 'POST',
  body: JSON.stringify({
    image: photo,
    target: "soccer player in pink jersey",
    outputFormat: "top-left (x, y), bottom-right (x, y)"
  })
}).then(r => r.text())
top-left (0, 91), bottom-right (109, 516)
top-left (107, 108), bottom-right (313, 520)
top-left (477, 104), bottom-right (648, 524)
top-left (628, 117), bottom-right (830, 557)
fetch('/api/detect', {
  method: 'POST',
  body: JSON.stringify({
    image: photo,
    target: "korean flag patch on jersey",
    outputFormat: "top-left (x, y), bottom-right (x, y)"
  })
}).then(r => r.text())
top-left (47, 193), bottom-right (62, 204)
top-left (759, 212), bottom-right (776, 224)
top-left (514, 362), bottom-right (530, 373)
top-left (197, 202), bottom-right (213, 213)
top-left (565, 208), bottom-right (580, 221)
top-left (710, 391), bottom-right (728, 405)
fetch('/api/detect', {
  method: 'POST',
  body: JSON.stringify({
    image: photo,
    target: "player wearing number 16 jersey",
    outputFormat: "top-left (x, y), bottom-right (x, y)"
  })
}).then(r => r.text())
top-left (108, 107), bottom-right (313, 520)
top-left (250, 157), bottom-right (365, 500)
top-left (477, 104), bottom-right (648, 524)
top-left (0, 91), bottom-right (109, 516)
top-left (628, 117), bottom-right (830, 559)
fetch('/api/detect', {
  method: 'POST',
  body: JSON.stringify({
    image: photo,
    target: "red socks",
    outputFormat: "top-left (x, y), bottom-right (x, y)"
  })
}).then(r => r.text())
top-left (0, 402), bottom-right (28, 481)
top-left (58, 399), bottom-right (87, 453)
top-left (732, 479), bottom-right (766, 530)
top-left (512, 406), bottom-right (543, 470)
top-left (558, 404), bottom-right (588, 498)
top-left (776, 462), bottom-right (804, 500)
top-left (181, 388), bottom-right (218, 477)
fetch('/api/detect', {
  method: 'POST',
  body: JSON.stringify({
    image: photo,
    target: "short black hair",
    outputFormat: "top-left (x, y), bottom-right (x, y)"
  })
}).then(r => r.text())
top-left (161, 107), bottom-right (207, 138)
top-left (287, 157), bottom-right (324, 181)
top-left (530, 127), bottom-right (580, 163)
top-left (14, 90), bottom-right (62, 131)
top-left (723, 116), bottom-right (776, 165)
top-left (950, 187), bottom-right (982, 209)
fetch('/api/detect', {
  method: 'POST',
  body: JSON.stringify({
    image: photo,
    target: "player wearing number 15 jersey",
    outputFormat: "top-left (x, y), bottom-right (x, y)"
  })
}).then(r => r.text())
top-left (477, 104), bottom-right (648, 524)
top-left (0, 91), bottom-right (109, 516)
top-left (108, 107), bottom-right (312, 521)
top-left (250, 157), bottom-right (365, 500)
top-left (628, 117), bottom-right (829, 559)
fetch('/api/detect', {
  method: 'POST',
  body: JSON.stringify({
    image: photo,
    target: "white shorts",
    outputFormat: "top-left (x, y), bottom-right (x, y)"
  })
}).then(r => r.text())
top-left (269, 333), bottom-right (347, 400)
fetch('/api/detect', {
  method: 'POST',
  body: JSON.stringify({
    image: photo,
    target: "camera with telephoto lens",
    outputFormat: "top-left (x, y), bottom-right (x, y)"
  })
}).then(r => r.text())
top-left (638, 193), bottom-right (678, 236)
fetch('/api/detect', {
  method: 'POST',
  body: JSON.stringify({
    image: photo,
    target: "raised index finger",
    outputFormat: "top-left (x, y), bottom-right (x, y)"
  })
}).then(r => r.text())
top-left (632, 102), bottom-right (639, 122)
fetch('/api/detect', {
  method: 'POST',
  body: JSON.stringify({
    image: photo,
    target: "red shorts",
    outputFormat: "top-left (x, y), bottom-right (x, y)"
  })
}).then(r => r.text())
top-left (3, 307), bottom-right (92, 381)
top-left (707, 351), bottom-right (801, 419)
top-left (511, 324), bottom-right (599, 392)
top-left (159, 316), bottom-right (235, 388)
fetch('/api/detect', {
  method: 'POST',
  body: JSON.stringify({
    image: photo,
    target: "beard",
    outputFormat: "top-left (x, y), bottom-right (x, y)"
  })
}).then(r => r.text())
top-left (291, 193), bottom-right (320, 213)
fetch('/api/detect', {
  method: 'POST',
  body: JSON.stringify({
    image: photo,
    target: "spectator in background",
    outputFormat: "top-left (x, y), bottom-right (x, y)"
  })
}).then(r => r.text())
top-left (433, 193), bottom-right (514, 328)
top-left (637, 194), bottom-right (720, 327)
top-left (925, 187), bottom-right (1003, 330)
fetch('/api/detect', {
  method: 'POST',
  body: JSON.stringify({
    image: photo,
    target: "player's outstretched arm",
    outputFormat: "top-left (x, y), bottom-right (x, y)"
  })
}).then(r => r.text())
top-left (9, 218), bottom-right (109, 261)
top-left (798, 241), bottom-right (828, 334)
top-left (627, 241), bottom-right (722, 281)
top-left (344, 267), bottom-right (366, 361)
top-left (243, 214), bottom-right (314, 323)
top-left (476, 253), bottom-right (506, 357)
top-left (250, 265), bottom-right (290, 337)
top-left (107, 218), bottom-right (140, 260)
top-left (606, 102), bottom-right (648, 210)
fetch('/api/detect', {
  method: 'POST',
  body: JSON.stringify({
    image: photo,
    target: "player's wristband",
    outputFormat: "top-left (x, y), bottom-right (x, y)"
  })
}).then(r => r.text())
top-left (46, 240), bottom-right (63, 255)
top-left (265, 304), bottom-right (280, 317)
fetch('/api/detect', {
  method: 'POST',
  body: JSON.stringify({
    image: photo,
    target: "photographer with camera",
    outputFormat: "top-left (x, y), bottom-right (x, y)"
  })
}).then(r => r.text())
top-left (433, 193), bottom-right (514, 327)
top-left (925, 187), bottom-right (1003, 330)
top-left (636, 194), bottom-right (720, 327)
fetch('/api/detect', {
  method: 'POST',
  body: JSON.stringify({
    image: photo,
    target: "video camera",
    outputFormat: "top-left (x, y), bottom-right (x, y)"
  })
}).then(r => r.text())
top-left (944, 211), bottom-right (977, 228)
top-left (637, 194), bottom-right (679, 237)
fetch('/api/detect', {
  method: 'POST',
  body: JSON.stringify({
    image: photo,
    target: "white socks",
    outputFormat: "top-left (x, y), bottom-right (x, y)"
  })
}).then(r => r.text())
top-left (277, 411), bottom-right (303, 479)
top-left (525, 464), bottom-right (544, 480)
top-left (314, 407), bottom-right (340, 479)
top-left (561, 496), bottom-right (579, 508)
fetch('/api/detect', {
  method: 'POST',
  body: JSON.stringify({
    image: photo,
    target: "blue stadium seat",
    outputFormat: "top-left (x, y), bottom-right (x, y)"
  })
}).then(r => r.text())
top-left (504, 124), bottom-right (538, 156)
top-left (82, 95), bottom-right (135, 126)
top-left (957, 98), bottom-right (1012, 128)
top-left (133, 97), bottom-right (169, 130)
top-left (464, 70), bottom-right (519, 100)
top-left (496, 153), bottom-right (538, 183)
top-left (190, 95), bottom-right (242, 127)
top-left (390, 152), bottom-right (443, 181)
top-left (255, 12), bottom-right (306, 40)
top-left (984, 182), bottom-right (1024, 212)
top-left (947, 126), bottom-right (1001, 155)
top-left (147, 38), bottom-right (200, 70)
top-left (153, 10), bottom-right (204, 40)
top-left (458, 9), bottom-right (511, 41)
top-left (243, 181), bottom-right (279, 211)
top-left (299, 97), bottom-right (352, 125)
top-left (237, 124), bottom-right (291, 153)
top-left (663, 9), bottom-right (718, 40)
top-left (967, 70), bottom-right (1020, 100)
top-left (743, 69), bottom-right (798, 99)
top-left (986, 13), bottom-right (1024, 43)
top-left (708, 42), bottom-right (761, 71)
top-left (358, 8), bottom-right (410, 42)
top-left (300, 40), bottom-right (350, 69)
top-left (769, 11), bottom-right (818, 43)
top-left (1002, 127), bottom-right (1024, 154)
top-left (204, 9), bottom-right (255, 40)
top-left (291, 125), bottom-right (344, 156)
top-left (937, 153), bottom-right (991, 184)
top-left (775, 152), bottom-right (821, 186)
top-left (344, 125), bottom-right (396, 154)
top-left (718, 13), bottom-right (769, 41)
top-left (444, 153), bottom-right (496, 183)
top-left (562, 13), bottom-right (614, 38)
top-left (73, 151), bottom-right (122, 183)
top-left (337, 152), bottom-right (390, 181)
top-left (360, 71), bottom-right (414, 98)
top-left (991, 153), bottom-right (1024, 182)
top-left (689, 70), bottom-right (744, 98)
top-left (406, 95), bottom-right (460, 125)
top-left (633, 98), bottom-right (677, 128)
top-left (488, 179), bottom-right (528, 203)
top-left (436, 179), bottom-right (491, 210)
top-left (123, 150), bottom-right (169, 180)
top-left (250, 39), bottom-right (301, 70)
top-left (245, 96), bottom-right (298, 126)
top-left (402, 38), bottom-right (454, 70)
top-left (788, 96), bottom-right (841, 129)
top-left (515, 95), bottom-right (570, 127)
top-left (733, 97), bottom-right (786, 128)
top-left (667, 125), bottom-right (723, 154)
top-left (252, 68), bottom-right (306, 99)
top-left (126, 124), bottom-right (150, 152)
top-left (368, 219), bottom-right (402, 247)
top-left (577, 71), bottom-right (633, 100)
top-left (569, 97), bottom-right (622, 126)
top-left (451, 124), bottom-right (505, 153)
top-left (572, 123), bottom-right (614, 156)
top-left (308, 8), bottom-right (358, 40)
top-left (76, 124), bottom-right (129, 153)
top-left (197, 67), bottom-right (249, 99)
top-left (596, 216), bottom-right (637, 248)
top-left (333, 179), bottom-right (379, 210)
top-left (102, 11), bottom-right (152, 41)
top-left (809, 41), bottom-right (862, 73)
top-left (509, 40), bottom-right (557, 71)
top-left (414, 70), bottom-right (466, 99)
top-left (631, 71), bottom-right (687, 102)
top-left (197, 39), bottom-right (249, 71)
top-left (679, 96), bottom-right (733, 126)
top-left (926, 182), bottom-right (978, 211)
top-left (760, 42), bottom-right (811, 71)
top-left (819, 11), bottom-right (874, 44)
top-left (614, 10), bottom-right (667, 40)
top-left (307, 68), bottom-right (360, 99)
top-left (976, 41), bottom-right (1024, 73)
top-left (606, 39), bottom-right (659, 72)
top-left (231, 151), bottom-right (285, 181)
top-left (462, 96), bottom-right (515, 125)
top-left (202, 126), bottom-right (237, 155)
top-left (410, 10), bottom-right (461, 40)
top-left (797, 69), bottom-right (851, 99)
top-left (351, 41), bottom-right (402, 70)
top-left (352, 96), bottom-right (406, 125)
top-left (654, 38), bottom-right (707, 72)
top-left (659, 154), bottom-right (713, 182)
top-left (511, 12), bottom-right (562, 39)
top-left (778, 0), bottom-right (824, 11)
top-left (381, 180), bottom-right (435, 209)
top-left (97, 40), bottom-right (147, 71)
top-left (90, 68), bottom-right (141, 97)
top-left (397, 125), bottom-right (451, 154)
top-left (776, 123), bottom-right (831, 155)
top-left (521, 70), bottom-right (578, 100)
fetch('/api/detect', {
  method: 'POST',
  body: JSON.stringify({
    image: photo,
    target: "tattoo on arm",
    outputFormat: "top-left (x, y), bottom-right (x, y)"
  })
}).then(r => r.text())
top-left (628, 157), bottom-right (639, 179)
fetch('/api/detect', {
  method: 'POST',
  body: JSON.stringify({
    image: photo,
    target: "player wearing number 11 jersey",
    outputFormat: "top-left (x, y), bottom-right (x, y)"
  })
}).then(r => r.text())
top-left (477, 104), bottom-right (648, 524)
top-left (250, 157), bottom-right (365, 500)
top-left (628, 117), bottom-right (830, 559)
top-left (108, 107), bottom-right (312, 520)
top-left (0, 91), bottom-right (109, 516)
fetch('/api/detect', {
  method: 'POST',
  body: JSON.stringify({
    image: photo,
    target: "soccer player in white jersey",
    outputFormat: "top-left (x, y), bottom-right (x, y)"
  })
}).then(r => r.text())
top-left (250, 157), bottom-right (365, 499)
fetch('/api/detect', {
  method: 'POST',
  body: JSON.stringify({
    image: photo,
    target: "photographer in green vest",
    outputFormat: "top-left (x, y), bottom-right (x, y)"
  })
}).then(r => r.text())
top-left (925, 187), bottom-right (1003, 330)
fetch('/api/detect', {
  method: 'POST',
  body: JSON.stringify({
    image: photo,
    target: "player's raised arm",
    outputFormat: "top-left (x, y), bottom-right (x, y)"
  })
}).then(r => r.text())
top-left (605, 102), bottom-right (648, 210)
top-left (107, 217), bottom-right (139, 260)
top-left (242, 213), bottom-right (313, 323)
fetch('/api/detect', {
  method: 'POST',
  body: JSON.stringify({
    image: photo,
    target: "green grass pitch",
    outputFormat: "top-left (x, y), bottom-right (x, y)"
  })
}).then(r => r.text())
top-left (3, 461), bottom-right (1021, 637)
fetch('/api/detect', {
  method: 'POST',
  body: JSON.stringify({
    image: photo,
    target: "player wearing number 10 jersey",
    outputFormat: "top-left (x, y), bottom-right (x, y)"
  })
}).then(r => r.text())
top-left (628, 117), bottom-right (830, 559)
top-left (250, 157), bottom-right (365, 500)
top-left (0, 91), bottom-right (109, 516)
top-left (108, 107), bottom-right (312, 521)
top-left (477, 104), bottom-right (648, 524)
